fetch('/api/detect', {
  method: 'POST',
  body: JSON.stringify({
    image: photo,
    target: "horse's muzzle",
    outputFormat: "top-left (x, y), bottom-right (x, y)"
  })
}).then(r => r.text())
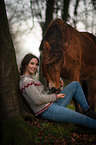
top-left (50, 87), bottom-right (61, 94)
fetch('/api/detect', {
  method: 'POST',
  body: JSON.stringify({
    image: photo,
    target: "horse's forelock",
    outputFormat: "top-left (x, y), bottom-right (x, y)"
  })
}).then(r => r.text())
top-left (42, 19), bottom-right (66, 65)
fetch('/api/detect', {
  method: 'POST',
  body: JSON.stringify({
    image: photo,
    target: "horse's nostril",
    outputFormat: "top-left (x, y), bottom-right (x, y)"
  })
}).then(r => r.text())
top-left (50, 87), bottom-right (57, 93)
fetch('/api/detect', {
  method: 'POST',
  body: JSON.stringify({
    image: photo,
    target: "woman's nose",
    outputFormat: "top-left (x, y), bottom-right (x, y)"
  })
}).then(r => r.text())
top-left (34, 64), bottom-right (37, 68)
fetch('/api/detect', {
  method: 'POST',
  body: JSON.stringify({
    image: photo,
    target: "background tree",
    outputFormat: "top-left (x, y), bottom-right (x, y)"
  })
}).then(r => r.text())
top-left (5, 1), bottom-right (96, 68)
top-left (6, 0), bottom-right (96, 42)
top-left (62, 0), bottom-right (70, 22)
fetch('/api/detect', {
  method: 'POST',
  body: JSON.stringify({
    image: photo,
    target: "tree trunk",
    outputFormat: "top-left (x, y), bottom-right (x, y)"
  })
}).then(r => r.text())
top-left (0, 0), bottom-right (35, 144)
top-left (0, 0), bottom-right (20, 122)
top-left (73, 0), bottom-right (80, 28)
top-left (43, 0), bottom-right (55, 35)
top-left (62, 0), bottom-right (70, 22)
top-left (91, 0), bottom-right (96, 10)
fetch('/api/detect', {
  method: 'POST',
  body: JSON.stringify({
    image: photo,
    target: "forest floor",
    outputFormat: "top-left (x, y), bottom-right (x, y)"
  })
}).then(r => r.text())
top-left (27, 103), bottom-right (96, 145)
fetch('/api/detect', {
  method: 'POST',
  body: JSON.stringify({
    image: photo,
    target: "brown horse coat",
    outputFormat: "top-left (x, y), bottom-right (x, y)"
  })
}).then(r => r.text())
top-left (40, 18), bottom-right (96, 110)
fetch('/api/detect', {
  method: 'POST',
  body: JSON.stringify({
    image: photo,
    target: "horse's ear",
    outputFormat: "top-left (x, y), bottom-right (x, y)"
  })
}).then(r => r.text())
top-left (44, 41), bottom-right (51, 51)
top-left (64, 42), bottom-right (70, 51)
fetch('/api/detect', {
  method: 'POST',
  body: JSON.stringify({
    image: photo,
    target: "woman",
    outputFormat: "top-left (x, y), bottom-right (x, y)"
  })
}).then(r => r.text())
top-left (19, 53), bottom-right (96, 129)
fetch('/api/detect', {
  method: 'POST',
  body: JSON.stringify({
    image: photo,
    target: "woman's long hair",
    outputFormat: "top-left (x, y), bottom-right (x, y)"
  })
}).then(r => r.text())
top-left (20, 53), bottom-right (39, 75)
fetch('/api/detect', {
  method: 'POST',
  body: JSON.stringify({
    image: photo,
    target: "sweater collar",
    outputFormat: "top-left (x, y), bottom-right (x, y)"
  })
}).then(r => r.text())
top-left (20, 74), bottom-right (33, 79)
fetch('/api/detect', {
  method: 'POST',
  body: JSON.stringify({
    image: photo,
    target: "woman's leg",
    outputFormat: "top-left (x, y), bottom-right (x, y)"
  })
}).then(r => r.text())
top-left (41, 103), bottom-right (96, 129)
top-left (57, 81), bottom-right (89, 111)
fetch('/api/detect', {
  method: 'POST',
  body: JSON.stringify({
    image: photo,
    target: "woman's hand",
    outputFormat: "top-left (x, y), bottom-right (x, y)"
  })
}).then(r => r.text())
top-left (56, 94), bottom-right (65, 99)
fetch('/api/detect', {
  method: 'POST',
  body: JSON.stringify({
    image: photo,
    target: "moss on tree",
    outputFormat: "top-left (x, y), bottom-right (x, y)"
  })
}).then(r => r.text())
top-left (1, 115), bottom-right (38, 145)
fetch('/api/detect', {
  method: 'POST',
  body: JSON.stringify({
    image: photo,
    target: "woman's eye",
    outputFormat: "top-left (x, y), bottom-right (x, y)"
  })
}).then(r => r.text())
top-left (30, 62), bottom-right (39, 66)
top-left (31, 62), bottom-right (34, 65)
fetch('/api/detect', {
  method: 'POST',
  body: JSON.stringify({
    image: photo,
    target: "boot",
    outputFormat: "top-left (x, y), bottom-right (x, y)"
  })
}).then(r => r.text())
top-left (84, 109), bottom-right (96, 119)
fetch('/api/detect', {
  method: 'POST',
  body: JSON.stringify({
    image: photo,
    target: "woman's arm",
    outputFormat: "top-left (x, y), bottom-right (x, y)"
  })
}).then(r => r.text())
top-left (24, 84), bottom-right (57, 105)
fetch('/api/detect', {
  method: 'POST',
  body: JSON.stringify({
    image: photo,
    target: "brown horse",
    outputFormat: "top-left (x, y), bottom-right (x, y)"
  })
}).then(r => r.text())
top-left (40, 18), bottom-right (96, 111)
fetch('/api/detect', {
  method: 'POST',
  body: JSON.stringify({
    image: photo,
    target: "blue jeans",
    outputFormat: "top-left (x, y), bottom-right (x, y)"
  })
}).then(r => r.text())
top-left (41, 81), bottom-right (96, 129)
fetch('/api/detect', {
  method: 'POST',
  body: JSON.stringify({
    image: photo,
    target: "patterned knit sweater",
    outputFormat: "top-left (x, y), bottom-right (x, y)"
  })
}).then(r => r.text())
top-left (19, 75), bottom-right (57, 116)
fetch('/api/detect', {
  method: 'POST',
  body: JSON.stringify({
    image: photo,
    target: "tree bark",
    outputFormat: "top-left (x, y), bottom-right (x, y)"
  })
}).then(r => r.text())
top-left (0, 0), bottom-right (20, 122)
top-left (0, 0), bottom-right (35, 144)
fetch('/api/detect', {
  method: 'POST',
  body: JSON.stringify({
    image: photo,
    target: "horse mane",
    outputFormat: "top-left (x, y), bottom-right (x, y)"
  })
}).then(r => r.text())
top-left (82, 32), bottom-right (96, 45)
top-left (40, 18), bottom-right (68, 65)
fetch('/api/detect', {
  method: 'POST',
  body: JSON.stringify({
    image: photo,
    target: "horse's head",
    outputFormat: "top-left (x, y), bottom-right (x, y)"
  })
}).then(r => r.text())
top-left (40, 18), bottom-right (70, 91)
top-left (41, 40), bottom-right (70, 91)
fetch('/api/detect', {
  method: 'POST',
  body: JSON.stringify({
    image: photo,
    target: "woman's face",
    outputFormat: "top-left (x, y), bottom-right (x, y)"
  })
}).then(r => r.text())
top-left (25, 58), bottom-right (39, 75)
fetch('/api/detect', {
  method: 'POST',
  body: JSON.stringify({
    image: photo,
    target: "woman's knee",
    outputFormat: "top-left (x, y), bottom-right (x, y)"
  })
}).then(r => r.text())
top-left (72, 81), bottom-right (82, 91)
top-left (71, 81), bottom-right (79, 86)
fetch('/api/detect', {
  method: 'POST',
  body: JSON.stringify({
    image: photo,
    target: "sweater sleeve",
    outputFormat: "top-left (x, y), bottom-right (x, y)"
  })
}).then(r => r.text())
top-left (21, 80), bottom-right (57, 105)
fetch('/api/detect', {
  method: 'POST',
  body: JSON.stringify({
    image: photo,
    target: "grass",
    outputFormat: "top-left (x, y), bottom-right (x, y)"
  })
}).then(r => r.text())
top-left (29, 115), bottom-right (96, 145)
top-left (67, 101), bottom-right (75, 110)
